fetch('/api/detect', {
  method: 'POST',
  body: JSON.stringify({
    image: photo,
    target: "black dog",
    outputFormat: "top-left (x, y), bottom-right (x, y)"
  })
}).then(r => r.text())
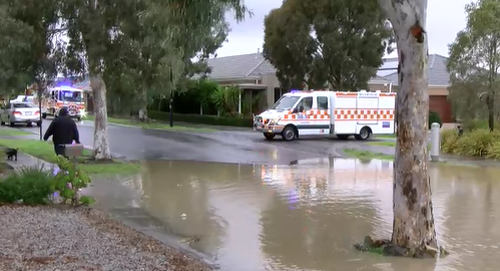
top-left (5, 148), bottom-right (18, 161)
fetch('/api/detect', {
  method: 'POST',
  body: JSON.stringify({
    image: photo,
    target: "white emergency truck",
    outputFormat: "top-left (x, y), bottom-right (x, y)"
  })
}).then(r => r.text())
top-left (253, 90), bottom-right (396, 141)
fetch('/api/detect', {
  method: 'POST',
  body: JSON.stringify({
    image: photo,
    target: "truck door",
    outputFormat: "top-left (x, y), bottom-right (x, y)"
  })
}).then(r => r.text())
top-left (293, 96), bottom-right (314, 135)
top-left (315, 95), bottom-right (331, 135)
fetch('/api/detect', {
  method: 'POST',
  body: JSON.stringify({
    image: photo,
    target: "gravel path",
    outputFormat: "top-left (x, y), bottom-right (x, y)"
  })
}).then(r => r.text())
top-left (0, 205), bottom-right (212, 271)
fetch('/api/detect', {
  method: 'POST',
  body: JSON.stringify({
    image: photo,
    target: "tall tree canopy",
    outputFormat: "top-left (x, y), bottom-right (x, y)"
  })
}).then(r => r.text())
top-left (263, 0), bottom-right (393, 91)
top-left (447, 0), bottom-right (500, 130)
top-left (0, 0), bottom-right (59, 95)
top-left (54, 0), bottom-right (247, 160)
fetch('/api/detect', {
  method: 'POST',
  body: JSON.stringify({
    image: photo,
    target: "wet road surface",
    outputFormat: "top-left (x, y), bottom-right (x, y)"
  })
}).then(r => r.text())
top-left (14, 119), bottom-right (387, 164)
top-left (86, 158), bottom-right (500, 271)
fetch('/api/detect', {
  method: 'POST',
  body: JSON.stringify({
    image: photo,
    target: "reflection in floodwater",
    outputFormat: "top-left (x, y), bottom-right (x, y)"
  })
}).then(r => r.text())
top-left (95, 158), bottom-right (500, 271)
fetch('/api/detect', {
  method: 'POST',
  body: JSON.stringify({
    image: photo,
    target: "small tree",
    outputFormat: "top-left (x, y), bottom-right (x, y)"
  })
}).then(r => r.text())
top-left (447, 0), bottom-right (500, 131)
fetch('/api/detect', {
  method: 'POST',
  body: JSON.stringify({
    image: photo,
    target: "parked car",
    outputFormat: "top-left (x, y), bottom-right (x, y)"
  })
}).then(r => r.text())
top-left (0, 102), bottom-right (41, 127)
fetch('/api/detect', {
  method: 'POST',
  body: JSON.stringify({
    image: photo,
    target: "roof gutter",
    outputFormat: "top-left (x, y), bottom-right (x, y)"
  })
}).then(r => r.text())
top-left (209, 76), bottom-right (261, 81)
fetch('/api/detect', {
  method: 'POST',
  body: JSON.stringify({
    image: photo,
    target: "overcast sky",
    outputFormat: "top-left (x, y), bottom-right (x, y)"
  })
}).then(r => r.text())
top-left (216, 0), bottom-right (472, 58)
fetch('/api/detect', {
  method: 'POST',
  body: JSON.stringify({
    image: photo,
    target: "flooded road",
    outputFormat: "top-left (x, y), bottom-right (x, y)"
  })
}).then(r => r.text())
top-left (89, 159), bottom-right (500, 271)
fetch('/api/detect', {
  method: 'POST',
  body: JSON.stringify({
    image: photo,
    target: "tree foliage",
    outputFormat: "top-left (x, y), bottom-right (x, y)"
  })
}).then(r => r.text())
top-left (0, 0), bottom-right (59, 96)
top-left (263, 0), bottom-right (393, 91)
top-left (447, 0), bottom-right (500, 130)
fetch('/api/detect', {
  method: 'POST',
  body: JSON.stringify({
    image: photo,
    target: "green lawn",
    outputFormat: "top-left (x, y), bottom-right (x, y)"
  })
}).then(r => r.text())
top-left (0, 139), bottom-right (140, 175)
top-left (343, 148), bottom-right (394, 160)
top-left (368, 141), bottom-right (396, 147)
top-left (0, 127), bottom-right (31, 136)
top-left (374, 134), bottom-right (396, 139)
top-left (368, 141), bottom-right (432, 150)
top-left (83, 115), bottom-right (216, 132)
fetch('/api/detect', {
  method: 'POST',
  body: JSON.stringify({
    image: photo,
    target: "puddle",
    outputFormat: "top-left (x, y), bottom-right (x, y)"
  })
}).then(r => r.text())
top-left (86, 158), bottom-right (500, 271)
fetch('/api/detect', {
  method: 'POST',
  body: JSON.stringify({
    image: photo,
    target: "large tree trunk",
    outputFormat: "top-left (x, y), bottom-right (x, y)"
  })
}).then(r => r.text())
top-left (90, 72), bottom-right (112, 160)
top-left (378, 0), bottom-right (439, 255)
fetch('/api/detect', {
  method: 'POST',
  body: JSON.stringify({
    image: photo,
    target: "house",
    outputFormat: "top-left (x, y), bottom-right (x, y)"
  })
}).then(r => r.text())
top-left (205, 52), bottom-right (454, 123)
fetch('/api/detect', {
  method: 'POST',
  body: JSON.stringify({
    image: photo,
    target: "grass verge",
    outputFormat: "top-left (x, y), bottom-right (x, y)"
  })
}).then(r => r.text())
top-left (374, 134), bottom-right (395, 139)
top-left (0, 139), bottom-right (140, 175)
top-left (83, 115), bottom-right (216, 133)
top-left (0, 127), bottom-right (31, 136)
top-left (368, 141), bottom-right (396, 147)
top-left (343, 149), bottom-right (394, 160)
top-left (368, 141), bottom-right (432, 150)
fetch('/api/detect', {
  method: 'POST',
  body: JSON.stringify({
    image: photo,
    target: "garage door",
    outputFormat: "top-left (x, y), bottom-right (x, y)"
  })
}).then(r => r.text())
top-left (429, 95), bottom-right (454, 123)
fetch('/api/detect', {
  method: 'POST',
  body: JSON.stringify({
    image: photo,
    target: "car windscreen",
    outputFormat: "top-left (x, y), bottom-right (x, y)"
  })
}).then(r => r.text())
top-left (271, 96), bottom-right (300, 110)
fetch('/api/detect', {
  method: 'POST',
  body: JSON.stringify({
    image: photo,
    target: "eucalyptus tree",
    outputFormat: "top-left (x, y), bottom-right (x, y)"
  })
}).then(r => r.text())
top-left (447, 0), bottom-right (500, 130)
top-left (376, 0), bottom-right (445, 256)
top-left (136, 0), bottom-right (247, 122)
top-left (56, 0), bottom-right (247, 159)
top-left (0, 0), bottom-right (59, 96)
top-left (110, 1), bottom-right (229, 121)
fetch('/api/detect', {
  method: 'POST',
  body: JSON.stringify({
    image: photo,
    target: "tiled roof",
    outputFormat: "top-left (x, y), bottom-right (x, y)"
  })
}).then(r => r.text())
top-left (205, 53), bottom-right (449, 85)
top-left (205, 53), bottom-right (269, 79)
top-left (382, 54), bottom-right (449, 86)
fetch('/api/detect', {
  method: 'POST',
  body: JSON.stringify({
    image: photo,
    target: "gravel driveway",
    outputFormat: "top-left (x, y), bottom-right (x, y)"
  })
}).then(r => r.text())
top-left (0, 205), bottom-right (212, 271)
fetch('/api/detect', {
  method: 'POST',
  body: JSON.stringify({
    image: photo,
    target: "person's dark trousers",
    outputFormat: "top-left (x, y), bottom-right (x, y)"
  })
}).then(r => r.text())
top-left (54, 144), bottom-right (68, 159)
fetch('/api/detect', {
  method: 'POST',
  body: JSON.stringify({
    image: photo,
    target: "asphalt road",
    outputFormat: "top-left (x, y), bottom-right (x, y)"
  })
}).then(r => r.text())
top-left (13, 118), bottom-right (388, 165)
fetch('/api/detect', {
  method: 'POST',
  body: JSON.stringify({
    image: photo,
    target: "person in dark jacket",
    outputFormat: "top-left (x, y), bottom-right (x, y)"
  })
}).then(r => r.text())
top-left (43, 107), bottom-right (80, 157)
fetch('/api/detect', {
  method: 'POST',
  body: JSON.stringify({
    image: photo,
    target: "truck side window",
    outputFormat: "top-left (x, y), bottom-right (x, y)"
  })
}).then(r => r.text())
top-left (296, 97), bottom-right (313, 112)
top-left (317, 96), bottom-right (328, 110)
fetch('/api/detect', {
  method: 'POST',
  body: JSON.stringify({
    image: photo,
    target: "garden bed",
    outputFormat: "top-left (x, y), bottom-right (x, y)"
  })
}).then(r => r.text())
top-left (0, 205), bottom-right (212, 271)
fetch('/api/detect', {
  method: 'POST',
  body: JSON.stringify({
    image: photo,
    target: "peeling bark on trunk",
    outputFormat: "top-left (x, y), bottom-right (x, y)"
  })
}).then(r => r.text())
top-left (90, 73), bottom-right (112, 160)
top-left (378, 0), bottom-right (439, 254)
top-left (138, 89), bottom-right (148, 122)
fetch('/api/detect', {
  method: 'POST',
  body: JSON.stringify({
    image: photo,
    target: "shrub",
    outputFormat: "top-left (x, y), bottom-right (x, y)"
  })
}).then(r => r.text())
top-left (0, 165), bottom-right (55, 205)
top-left (452, 129), bottom-right (500, 157)
top-left (462, 119), bottom-right (489, 131)
top-left (486, 141), bottom-right (500, 159)
top-left (0, 156), bottom-right (95, 206)
top-left (429, 111), bottom-right (442, 128)
top-left (52, 155), bottom-right (94, 206)
top-left (440, 129), bottom-right (459, 154)
top-left (148, 110), bottom-right (253, 127)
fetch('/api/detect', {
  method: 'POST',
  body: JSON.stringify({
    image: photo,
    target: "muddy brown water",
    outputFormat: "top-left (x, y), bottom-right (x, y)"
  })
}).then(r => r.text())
top-left (87, 158), bottom-right (500, 271)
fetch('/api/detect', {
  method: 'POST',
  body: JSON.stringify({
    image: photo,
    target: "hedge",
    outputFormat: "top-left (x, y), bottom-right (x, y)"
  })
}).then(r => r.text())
top-left (148, 110), bottom-right (253, 127)
top-left (429, 111), bottom-right (442, 128)
top-left (147, 110), bottom-right (443, 129)
top-left (441, 128), bottom-right (500, 159)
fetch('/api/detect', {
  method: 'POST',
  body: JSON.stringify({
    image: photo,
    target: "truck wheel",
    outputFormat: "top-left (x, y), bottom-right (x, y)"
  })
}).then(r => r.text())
top-left (263, 133), bottom-right (275, 140)
top-left (281, 125), bottom-right (297, 141)
top-left (355, 127), bottom-right (371, 140)
top-left (42, 113), bottom-right (47, 119)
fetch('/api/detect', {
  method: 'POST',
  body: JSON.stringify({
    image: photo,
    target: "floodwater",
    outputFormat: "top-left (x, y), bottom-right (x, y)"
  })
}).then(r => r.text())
top-left (89, 159), bottom-right (500, 271)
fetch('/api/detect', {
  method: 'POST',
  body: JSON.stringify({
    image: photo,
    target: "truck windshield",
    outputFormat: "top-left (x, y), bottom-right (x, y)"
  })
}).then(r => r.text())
top-left (271, 96), bottom-right (300, 110)
top-left (61, 91), bottom-right (82, 102)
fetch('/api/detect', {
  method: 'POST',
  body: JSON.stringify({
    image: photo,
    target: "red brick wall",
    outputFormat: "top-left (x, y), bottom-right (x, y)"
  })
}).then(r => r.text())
top-left (429, 95), bottom-right (454, 123)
